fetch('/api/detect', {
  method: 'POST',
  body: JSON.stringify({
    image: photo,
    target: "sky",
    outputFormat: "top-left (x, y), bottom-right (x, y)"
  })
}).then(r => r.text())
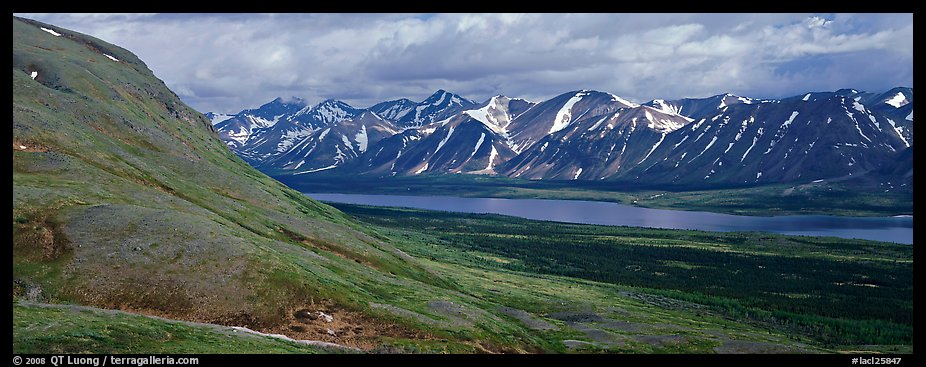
top-left (16, 13), bottom-right (913, 114)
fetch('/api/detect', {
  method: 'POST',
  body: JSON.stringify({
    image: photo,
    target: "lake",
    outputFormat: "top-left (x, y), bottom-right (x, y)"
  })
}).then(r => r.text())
top-left (305, 193), bottom-right (913, 244)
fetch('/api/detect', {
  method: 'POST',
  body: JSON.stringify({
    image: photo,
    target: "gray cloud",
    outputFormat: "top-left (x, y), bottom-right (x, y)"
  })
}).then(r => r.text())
top-left (16, 13), bottom-right (912, 113)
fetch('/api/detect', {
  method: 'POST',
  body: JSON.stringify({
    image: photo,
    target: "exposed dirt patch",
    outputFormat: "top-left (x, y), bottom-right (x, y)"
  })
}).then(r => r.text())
top-left (12, 280), bottom-right (45, 303)
top-left (17, 301), bottom-right (359, 352)
top-left (713, 339), bottom-right (816, 354)
top-left (599, 320), bottom-right (652, 333)
top-left (547, 311), bottom-right (606, 323)
top-left (277, 226), bottom-right (375, 268)
top-left (13, 140), bottom-right (49, 152)
top-left (369, 303), bottom-right (445, 327)
top-left (427, 300), bottom-right (479, 327)
top-left (13, 215), bottom-right (72, 261)
top-left (497, 306), bottom-right (556, 331)
top-left (258, 302), bottom-right (439, 351)
top-left (567, 321), bottom-right (629, 347)
top-left (633, 334), bottom-right (688, 348)
top-left (563, 339), bottom-right (599, 349)
top-left (703, 329), bottom-right (819, 353)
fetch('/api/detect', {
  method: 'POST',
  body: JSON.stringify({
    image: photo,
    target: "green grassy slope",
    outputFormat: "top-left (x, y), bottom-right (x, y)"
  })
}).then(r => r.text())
top-left (13, 303), bottom-right (352, 354)
top-left (11, 16), bottom-right (457, 347)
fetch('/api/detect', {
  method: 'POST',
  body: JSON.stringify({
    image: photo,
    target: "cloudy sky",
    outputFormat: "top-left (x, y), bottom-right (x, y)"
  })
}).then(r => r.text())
top-left (17, 13), bottom-right (913, 114)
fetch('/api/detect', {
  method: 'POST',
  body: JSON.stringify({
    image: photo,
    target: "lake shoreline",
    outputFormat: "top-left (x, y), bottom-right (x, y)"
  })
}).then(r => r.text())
top-left (277, 174), bottom-right (913, 218)
top-left (306, 192), bottom-right (913, 245)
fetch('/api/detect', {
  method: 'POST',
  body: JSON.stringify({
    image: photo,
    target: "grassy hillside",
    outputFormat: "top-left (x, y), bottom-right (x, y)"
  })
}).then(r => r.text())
top-left (13, 303), bottom-right (352, 354)
top-left (12, 16), bottom-right (460, 348)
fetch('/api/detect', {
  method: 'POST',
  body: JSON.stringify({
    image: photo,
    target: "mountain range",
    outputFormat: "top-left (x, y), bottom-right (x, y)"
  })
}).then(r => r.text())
top-left (210, 87), bottom-right (913, 188)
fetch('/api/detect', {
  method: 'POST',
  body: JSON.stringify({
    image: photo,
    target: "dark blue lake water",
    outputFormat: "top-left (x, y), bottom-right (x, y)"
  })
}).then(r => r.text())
top-left (305, 193), bottom-right (913, 244)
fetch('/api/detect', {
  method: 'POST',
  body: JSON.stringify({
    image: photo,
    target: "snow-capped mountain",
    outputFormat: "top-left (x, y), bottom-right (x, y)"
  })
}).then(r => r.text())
top-left (289, 99), bottom-right (363, 127)
top-left (391, 89), bottom-right (478, 128)
top-left (859, 87), bottom-right (914, 145)
top-left (213, 89), bottom-right (477, 168)
top-left (205, 112), bottom-right (235, 125)
top-left (369, 98), bottom-right (418, 122)
top-left (500, 105), bottom-right (693, 180)
top-left (619, 95), bottom-right (909, 186)
top-left (505, 90), bottom-right (639, 153)
top-left (343, 113), bottom-right (517, 176)
top-left (211, 87), bottom-right (913, 188)
top-left (212, 97), bottom-right (308, 153)
top-left (213, 97), bottom-right (365, 165)
top-left (642, 93), bottom-right (756, 121)
top-left (266, 111), bottom-right (397, 174)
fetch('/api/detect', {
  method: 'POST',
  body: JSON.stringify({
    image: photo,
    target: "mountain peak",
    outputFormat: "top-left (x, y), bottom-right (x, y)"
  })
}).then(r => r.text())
top-left (269, 96), bottom-right (308, 108)
top-left (424, 89), bottom-right (451, 101)
top-left (316, 98), bottom-right (350, 107)
top-left (835, 88), bottom-right (862, 97)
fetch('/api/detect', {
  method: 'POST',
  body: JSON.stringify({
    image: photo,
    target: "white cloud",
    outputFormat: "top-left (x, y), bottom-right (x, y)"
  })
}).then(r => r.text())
top-left (15, 13), bottom-right (912, 114)
top-left (805, 16), bottom-right (831, 28)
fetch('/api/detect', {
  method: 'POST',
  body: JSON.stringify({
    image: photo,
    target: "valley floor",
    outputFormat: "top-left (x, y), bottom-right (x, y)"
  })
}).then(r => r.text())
top-left (330, 203), bottom-right (912, 353)
top-left (15, 203), bottom-right (912, 354)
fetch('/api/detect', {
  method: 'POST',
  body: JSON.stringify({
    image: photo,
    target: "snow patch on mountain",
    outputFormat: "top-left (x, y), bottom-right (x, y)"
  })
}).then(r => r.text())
top-left (317, 128), bottom-right (331, 141)
top-left (886, 118), bottom-right (910, 147)
top-left (472, 133), bottom-right (486, 158)
top-left (610, 93), bottom-right (639, 108)
top-left (642, 107), bottom-right (689, 132)
top-left (782, 111), bottom-right (799, 129)
top-left (208, 113), bottom-right (235, 125)
top-left (355, 125), bottom-right (369, 153)
top-left (638, 133), bottom-right (666, 164)
top-left (434, 126), bottom-right (455, 154)
top-left (589, 115), bottom-right (610, 131)
top-left (277, 128), bottom-right (313, 153)
top-left (294, 165), bottom-right (337, 175)
top-left (649, 99), bottom-right (681, 115)
top-left (885, 92), bottom-right (910, 108)
top-left (40, 27), bottom-right (61, 36)
top-left (550, 92), bottom-right (588, 134)
top-left (465, 97), bottom-right (511, 135)
top-left (341, 135), bottom-right (353, 151)
top-left (573, 168), bottom-right (583, 180)
top-left (487, 146), bottom-right (498, 170)
top-left (690, 136), bottom-right (718, 162)
top-left (741, 127), bottom-right (764, 162)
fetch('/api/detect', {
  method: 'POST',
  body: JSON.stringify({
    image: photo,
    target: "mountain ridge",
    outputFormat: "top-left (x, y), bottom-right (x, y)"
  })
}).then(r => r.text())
top-left (211, 86), bottom-right (913, 189)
